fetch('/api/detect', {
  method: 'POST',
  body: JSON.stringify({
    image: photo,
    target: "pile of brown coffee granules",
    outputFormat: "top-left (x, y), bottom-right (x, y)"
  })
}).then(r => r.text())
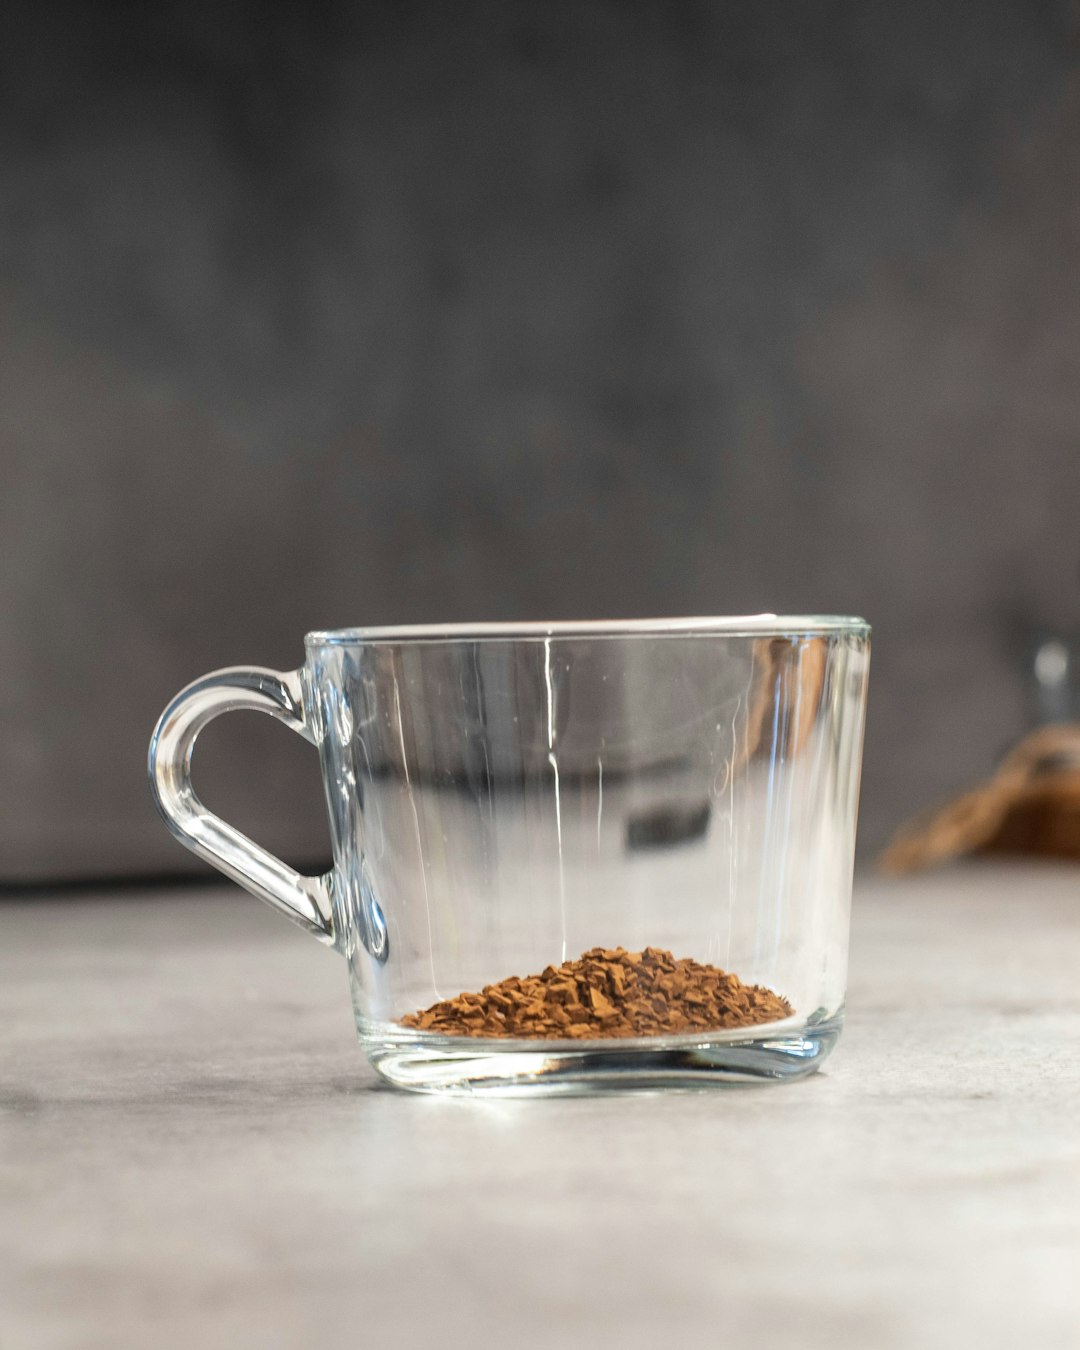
top-left (401, 947), bottom-right (793, 1039)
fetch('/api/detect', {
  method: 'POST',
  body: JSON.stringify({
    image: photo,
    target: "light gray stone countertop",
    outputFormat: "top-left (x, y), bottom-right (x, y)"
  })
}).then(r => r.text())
top-left (2, 862), bottom-right (1079, 1350)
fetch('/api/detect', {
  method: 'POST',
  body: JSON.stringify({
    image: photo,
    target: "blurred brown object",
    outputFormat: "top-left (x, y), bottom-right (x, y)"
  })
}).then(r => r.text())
top-left (880, 724), bottom-right (1080, 873)
top-left (744, 637), bottom-right (831, 764)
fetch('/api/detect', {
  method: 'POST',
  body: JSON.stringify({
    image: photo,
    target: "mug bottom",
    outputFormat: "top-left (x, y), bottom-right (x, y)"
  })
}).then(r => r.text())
top-left (357, 1008), bottom-right (844, 1096)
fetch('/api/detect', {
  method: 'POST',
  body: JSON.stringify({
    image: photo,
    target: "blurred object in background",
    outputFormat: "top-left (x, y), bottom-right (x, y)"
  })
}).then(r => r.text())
top-left (883, 593), bottom-right (1080, 872)
top-left (882, 724), bottom-right (1080, 873)
top-left (1031, 630), bottom-right (1080, 726)
top-left (4, 0), bottom-right (1080, 884)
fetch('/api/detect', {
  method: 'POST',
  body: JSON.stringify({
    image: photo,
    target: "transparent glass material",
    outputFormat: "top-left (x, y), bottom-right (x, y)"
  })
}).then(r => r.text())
top-left (150, 616), bottom-right (869, 1095)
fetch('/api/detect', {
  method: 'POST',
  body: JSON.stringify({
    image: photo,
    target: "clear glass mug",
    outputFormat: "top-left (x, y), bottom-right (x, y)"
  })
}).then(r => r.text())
top-left (149, 616), bottom-right (870, 1095)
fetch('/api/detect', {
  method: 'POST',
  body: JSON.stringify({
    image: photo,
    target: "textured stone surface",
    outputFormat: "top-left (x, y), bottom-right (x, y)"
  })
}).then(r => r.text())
top-left (3, 1), bottom-right (1080, 878)
top-left (2, 862), bottom-right (1079, 1349)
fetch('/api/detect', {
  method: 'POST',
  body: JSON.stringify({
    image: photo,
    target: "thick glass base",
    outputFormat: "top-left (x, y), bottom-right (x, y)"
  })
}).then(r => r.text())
top-left (360, 1009), bottom-right (843, 1096)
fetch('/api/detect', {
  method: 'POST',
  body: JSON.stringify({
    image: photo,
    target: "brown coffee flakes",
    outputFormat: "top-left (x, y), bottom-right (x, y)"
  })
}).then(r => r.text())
top-left (401, 947), bottom-right (793, 1039)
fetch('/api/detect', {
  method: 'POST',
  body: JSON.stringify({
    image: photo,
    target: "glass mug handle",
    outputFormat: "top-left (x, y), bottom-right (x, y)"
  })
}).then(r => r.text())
top-left (148, 667), bottom-right (337, 947)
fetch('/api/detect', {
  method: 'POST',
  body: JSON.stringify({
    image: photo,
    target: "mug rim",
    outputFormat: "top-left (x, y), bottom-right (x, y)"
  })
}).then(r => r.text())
top-left (305, 614), bottom-right (871, 645)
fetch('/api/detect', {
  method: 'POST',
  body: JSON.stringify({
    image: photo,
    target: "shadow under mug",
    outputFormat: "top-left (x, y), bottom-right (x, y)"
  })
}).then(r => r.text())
top-left (149, 615), bottom-right (870, 1095)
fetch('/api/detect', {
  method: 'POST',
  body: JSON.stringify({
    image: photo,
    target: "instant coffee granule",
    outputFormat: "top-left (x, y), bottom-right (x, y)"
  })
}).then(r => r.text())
top-left (402, 947), bottom-right (792, 1039)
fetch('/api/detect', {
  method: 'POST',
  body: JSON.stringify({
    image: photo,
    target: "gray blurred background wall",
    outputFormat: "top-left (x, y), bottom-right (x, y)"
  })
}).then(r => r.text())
top-left (3, 0), bottom-right (1079, 882)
